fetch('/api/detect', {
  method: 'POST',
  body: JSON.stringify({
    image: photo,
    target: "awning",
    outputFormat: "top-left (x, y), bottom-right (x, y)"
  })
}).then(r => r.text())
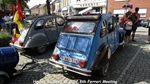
top-left (78, 7), bottom-right (93, 14)
top-left (62, 7), bottom-right (68, 11)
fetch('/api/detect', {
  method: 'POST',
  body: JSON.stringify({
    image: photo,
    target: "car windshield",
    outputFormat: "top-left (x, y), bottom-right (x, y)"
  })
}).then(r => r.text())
top-left (21, 19), bottom-right (34, 28)
top-left (64, 21), bottom-right (95, 33)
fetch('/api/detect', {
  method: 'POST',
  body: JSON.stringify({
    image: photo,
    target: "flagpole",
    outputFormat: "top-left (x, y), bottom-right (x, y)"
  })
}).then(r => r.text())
top-left (125, 0), bottom-right (128, 13)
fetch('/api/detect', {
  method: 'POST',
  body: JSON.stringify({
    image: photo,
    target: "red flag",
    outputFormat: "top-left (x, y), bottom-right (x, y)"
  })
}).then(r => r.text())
top-left (16, 0), bottom-right (23, 20)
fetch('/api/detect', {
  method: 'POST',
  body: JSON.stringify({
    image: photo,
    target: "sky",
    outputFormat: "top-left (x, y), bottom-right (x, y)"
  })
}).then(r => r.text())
top-left (27, 0), bottom-right (46, 8)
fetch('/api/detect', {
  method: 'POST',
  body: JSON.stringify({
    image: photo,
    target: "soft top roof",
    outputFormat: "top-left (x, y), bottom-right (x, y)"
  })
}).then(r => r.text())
top-left (25, 15), bottom-right (63, 20)
top-left (25, 15), bottom-right (48, 20)
top-left (67, 14), bottom-right (101, 21)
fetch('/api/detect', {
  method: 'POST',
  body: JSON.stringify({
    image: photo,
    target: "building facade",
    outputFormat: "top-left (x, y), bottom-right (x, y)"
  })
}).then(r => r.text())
top-left (69, 0), bottom-right (107, 15)
top-left (108, 0), bottom-right (150, 20)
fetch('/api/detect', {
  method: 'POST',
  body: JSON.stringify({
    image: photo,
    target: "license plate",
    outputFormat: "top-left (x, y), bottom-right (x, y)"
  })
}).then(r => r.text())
top-left (62, 56), bottom-right (78, 64)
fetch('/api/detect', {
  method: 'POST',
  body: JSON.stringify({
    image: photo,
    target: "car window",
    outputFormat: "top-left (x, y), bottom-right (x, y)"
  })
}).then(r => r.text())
top-left (64, 21), bottom-right (95, 33)
top-left (56, 17), bottom-right (65, 26)
top-left (100, 20), bottom-right (107, 37)
top-left (45, 18), bottom-right (56, 29)
top-left (36, 20), bottom-right (44, 26)
top-left (113, 16), bottom-right (117, 28)
top-left (107, 17), bottom-right (114, 33)
top-left (22, 20), bottom-right (33, 28)
top-left (35, 19), bottom-right (44, 30)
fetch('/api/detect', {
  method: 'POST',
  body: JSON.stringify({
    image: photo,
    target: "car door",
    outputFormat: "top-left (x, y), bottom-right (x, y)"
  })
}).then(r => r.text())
top-left (44, 17), bottom-right (58, 42)
top-left (107, 16), bottom-right (116, 52)
top-left (112, 16), bottom-right (120, 49)
top-left (24, 19), bottom-right (49, 48)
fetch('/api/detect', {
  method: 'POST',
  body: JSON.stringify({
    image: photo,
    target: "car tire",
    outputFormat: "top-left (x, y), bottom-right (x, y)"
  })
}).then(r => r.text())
top-left (0, 75), bottom-right (9, 84)
top-left (98, 48), bottom-right (111, 77)
top-left (36, 45), bottom-right (47, 54)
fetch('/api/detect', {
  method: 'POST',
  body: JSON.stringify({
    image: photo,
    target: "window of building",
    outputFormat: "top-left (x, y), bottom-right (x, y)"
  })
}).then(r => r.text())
top-left (114, 0), bottom-right (126, 2)
top-left (113, 9), bottom-right (126, 17)
top-left (138, 8), bottom-right (147, 18)
top-left (77, 0), bottom-right (80, 2)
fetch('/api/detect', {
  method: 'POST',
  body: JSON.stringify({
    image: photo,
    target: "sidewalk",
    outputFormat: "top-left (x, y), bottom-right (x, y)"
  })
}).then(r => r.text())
top-left (106, 27), bottom-right (150, 84)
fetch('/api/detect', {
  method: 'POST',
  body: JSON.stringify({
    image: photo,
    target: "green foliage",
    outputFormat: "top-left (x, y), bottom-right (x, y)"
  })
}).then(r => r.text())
top-left (2, 0), bottom-right (30, 9)
top-left (0, 32), bottom-right (12, 47)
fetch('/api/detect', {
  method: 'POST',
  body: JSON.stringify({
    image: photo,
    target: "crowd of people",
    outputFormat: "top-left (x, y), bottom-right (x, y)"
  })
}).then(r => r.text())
top-left (118, 7), bottom-right (141, 43)
top-left (0, 13), bottom-right (14, 34)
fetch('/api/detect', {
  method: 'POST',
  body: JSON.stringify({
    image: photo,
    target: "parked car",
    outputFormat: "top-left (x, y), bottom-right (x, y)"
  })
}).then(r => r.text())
top-left (140, 19), bottom-right (150, 28)
top-left (10, 15), bottom-right (66, 54)
top-left (49, 14), bottom-right (125, 77)
top-left (0, 46), bottom-right (19, 84)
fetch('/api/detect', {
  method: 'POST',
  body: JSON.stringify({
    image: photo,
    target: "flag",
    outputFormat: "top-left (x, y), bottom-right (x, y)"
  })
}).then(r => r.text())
top-left (10, 27), bottom-right (21, 43)
top-left (13, 0), bottom-right (23, 31)
top-left (11, 0), bottom-right (23, 43)
top-left (16, 0), bottom-right (23, 20)
top-left (13, 11), bottom-right (23, 30)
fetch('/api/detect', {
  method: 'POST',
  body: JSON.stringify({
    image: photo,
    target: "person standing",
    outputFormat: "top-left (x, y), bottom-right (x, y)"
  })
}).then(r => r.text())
top-left (3, 13), bottom-right (11, 22)
top-left (131, 7), bottom-right (140, 42)
top-left (125, 16), bottom-right (133, 43)
top-left (120, 11), bottom-right (132, 29)
top-left (145, 18), bottom-right (150, 43)
top-left (0, 15), bottom-right (7, 32)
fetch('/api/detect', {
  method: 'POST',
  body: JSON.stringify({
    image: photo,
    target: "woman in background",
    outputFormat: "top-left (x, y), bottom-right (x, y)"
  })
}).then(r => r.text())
top-left (0, 15), bottom-right (7, 32)
top-left (125, 16), bottom-right (133, 43)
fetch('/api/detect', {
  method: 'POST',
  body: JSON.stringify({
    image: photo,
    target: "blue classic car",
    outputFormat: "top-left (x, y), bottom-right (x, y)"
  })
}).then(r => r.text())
top-left (49, 14), bottom-right (124, 77)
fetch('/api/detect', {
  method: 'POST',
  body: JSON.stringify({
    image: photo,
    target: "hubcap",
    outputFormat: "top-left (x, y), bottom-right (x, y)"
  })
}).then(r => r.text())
top-left (37, 45), bottom-right (46, 53)
top-left (103, 63), bottom-right (109, 74)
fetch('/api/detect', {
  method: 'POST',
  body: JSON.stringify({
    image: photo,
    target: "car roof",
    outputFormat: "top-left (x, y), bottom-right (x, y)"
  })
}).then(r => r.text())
top-left (25, 15), bottom-right (63, 20)
top-left (67, 13), bottom-right (113, 21)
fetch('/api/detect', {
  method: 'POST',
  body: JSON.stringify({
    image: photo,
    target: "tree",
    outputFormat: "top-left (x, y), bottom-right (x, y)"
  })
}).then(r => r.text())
top-left (2, 0), bottom-right (30, 9)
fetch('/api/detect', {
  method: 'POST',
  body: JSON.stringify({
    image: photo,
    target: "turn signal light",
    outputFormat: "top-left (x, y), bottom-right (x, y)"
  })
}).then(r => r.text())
top-left (52, 54), bottom-right (59, 60)
top-left (79, 60), bottom-right (86, 68)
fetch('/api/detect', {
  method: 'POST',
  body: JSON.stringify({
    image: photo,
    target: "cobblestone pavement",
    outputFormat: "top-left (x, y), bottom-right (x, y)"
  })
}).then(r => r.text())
top-left (11, 27), bottom-right (150, 84)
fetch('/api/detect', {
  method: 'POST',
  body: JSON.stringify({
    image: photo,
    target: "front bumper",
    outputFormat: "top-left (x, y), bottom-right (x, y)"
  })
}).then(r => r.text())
top-left (49, 59), bottom-right (92, 76)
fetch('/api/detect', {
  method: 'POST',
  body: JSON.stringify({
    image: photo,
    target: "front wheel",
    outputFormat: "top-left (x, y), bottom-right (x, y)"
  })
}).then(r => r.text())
top-left (101, 62), bottom-right (109, 76)
top-left (35, 45), bottom-right (47, 54)
top-left (98, 48), bottom-right (111, 77)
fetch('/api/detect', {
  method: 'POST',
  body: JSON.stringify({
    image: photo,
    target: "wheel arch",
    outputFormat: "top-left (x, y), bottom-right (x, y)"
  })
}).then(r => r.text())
top-left (0, 71), bottom-right (10, 79)
top-left (89, 43), bottom-right (111, 70)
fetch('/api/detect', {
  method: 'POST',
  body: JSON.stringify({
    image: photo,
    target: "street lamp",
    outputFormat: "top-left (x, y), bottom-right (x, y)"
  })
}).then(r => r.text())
top-left (125, 0), bottom-right (128, 13)
top-left (46, 0), bottom-right (51, 15)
